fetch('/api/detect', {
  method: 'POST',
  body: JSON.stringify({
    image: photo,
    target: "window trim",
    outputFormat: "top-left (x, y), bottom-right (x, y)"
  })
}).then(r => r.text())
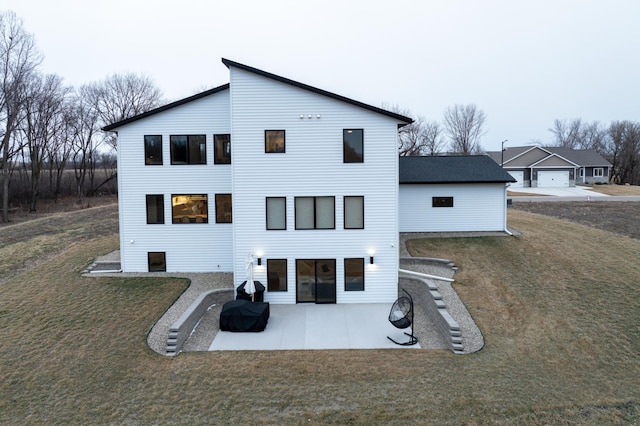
top-left (266, 197), bottom-right (287, 230)
top-left (145, 194), bottom-right (165, 224)
top-left (343, 129), bottom-right (364, 163)
top-left (432, 196), bottom-right (454, 208)
top-left (170, 134), bottom-right (207, 165)
top-left (593, 167), bottom-right (604, 177)
top-left (215, 193), bottom-right (233, 224)
top-left (294, 196), bottom-right (336, 230)
top-left (344, 258), bottom-right (365, 292)
top-left (265, 130), bottom-right (286, 153)
top-left (213, 134), bottom-right (231, 164)
top-left (171, 194), bottom-right (209, 224)
top-left (267, 259), bottom-right (288, 292)
top-left (343, 196), bottom-right (364, 229)
top-left (148, 252), bottom-right (166, 272)
top-left (144, 135), bottom-right (163, 165)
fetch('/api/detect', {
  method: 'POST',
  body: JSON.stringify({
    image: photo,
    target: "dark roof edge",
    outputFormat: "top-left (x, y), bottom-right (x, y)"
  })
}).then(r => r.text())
top-left (102, 83), bottom-right (230, 131)
top-left (222, 58), bottom-right (413, 125)
top-left (400, 180), bottom-right (515, 184)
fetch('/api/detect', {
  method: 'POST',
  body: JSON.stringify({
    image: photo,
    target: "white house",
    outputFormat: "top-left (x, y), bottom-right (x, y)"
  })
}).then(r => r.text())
top-left (104, 59), bottom-right (413, 305)
top-left (399, 156), bottom-right (515, 233)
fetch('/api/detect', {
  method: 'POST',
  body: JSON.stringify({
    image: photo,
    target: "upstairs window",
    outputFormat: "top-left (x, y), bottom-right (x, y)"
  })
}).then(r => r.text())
top-left (266, 197), bottom-right (286, 230)
top-left (170, 135), bottom-right (206, 164)
top-left (144, 135), bottom-right (163, 165)
top-left (172, 194), bottom-right (208, 223)
top-left (265, 130), bottom-right (285, 153)
top-left (214, 134), bottom-right (231, 164)
top-left (432, 197), bottom-right (454, 208)
top-left (295, 196), bottom-right (335, 230)
top-left (146, 194), bottom-right (164, 224)
top-left (344, 196), bottom-right (364, 229)
top-left (215, 194), bottom-right (232, 223)
top-left (343, 129), bottom-right (363, 163)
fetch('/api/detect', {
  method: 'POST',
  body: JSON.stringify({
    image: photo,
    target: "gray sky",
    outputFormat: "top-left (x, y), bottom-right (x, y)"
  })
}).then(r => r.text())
top-left (5, 0), bottom-right (639, 151)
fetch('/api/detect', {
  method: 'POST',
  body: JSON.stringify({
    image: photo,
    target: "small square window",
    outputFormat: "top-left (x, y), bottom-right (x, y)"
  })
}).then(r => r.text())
top-left (295, 196), bottom-right (335, 230)
top-left (267, 259), bottom-right (288, 292)
top-left (146, 194), bottom-right (164, 224)
top-left (343, 129), bottom-right (363, 163)
top-left (148, 252), bottom-right (166, 272)
top-left (432, 197), bottom-right (454, 208)
top-left (214, 134), bottom-right (231, 164)
top-left (265, 130), bottom-right (285, 153)
top-left (172, 194), bottom-right (208, 223)
top-left (215, 194), bottom-right (232, 223)
top-left (170, 135), bottom-right (206, 164)
top-left (266, 197), bottom-right (286, 230)
top-left (144, 135), bottom-right (163, 165)
top-left (345, 258), bottom-right (364, 291)
top-left (593, 168), bottom-right (604, 177)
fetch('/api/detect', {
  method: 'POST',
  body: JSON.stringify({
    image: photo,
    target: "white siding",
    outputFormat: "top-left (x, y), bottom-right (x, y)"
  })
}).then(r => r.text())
top-left (229, 68), bottom-right (401, 304)
top-left (399, 184), bottom-right (507, 232)
top-left (116, 90), bottom-right (234, 272)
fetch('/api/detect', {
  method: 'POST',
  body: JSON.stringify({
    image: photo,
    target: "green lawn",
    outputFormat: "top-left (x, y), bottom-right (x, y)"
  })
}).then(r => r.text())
top-left (0, 207), bottom-right (638, 424)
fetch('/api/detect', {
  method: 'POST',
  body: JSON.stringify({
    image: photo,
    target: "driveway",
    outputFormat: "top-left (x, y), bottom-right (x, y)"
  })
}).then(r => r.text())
top-left (509, 186), bottom-right (608, 197)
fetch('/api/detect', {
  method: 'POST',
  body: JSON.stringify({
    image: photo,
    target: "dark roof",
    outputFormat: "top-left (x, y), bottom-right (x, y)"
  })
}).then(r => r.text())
top-left (486, 145), bottom-right (547, 164)
top-left (222, 58), bottom-right (413, 125)
top-left (545, 147), bottom-right (612, 167)
top-left (399, 155), bottom-right (516, 184)
top-left (102, 84), bottom-right (230, 131)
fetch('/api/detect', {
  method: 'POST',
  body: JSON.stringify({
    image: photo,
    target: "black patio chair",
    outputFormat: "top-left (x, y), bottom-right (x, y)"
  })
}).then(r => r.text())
top-left (387, 289), bottom-right (418, 346)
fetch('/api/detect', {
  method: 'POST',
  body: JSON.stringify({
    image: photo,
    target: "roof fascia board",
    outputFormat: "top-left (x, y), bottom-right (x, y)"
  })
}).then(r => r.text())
top-left (530, 153), bottom-right (579, 167)
top-left (222, 58), bottom-right (413, 125)
top-left (502, 145), bottom-right (552, 165)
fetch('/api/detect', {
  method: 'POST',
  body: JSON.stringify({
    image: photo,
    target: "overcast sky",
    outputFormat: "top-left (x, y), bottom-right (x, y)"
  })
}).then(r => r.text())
top-left (4, 0), bottom-right (639, 151)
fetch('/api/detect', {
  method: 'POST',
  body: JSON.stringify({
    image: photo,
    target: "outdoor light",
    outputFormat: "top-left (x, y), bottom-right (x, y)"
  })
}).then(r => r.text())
top-left (368, 250), bottom-right (375, 265)
top-left (256, 251), bottom-right (263, 266)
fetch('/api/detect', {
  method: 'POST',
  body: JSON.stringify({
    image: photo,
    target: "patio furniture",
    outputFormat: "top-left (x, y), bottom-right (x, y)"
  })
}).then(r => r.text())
top-left (219, 299), bottom-right (270, 332)
top-left (236, 280), bottom-right (265, 302)
top-left (387, 289), bottom-right (418, 346)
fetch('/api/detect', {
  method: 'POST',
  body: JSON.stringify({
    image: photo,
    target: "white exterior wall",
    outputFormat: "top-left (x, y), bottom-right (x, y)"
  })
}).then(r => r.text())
top-left (399, 183), bottom-right (507, 232)
top-left (116, 91), bottom-right (233, 272)
top-left (229, 68), bottom-right (401, 304)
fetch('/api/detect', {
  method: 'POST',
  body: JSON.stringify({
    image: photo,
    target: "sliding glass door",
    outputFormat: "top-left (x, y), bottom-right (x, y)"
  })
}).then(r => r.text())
top-left (296, 259), bottom-right (336, 303)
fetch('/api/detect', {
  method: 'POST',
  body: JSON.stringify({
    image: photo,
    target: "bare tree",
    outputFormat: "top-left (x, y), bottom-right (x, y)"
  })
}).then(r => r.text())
top-left (607, 121), bottom-right (640, 185)
top-left (442, 104), bottom-right (486, 154)
top-left (85, 72), bottom-right (163, 149)
top-left (21, 73), bottom-right (69, 211)
top-left (423, 121), bottom-right (445, 155)
top-left (0, 11), bottom-right (42, 222)
top-left (549, 118), bottom-right (584, 149)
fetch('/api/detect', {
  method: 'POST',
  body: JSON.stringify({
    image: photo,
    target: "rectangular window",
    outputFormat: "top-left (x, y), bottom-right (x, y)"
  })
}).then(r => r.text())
top-left (170, 135), bottom-right (206, 164)
top-left (146, 194), bottom-right (164, 224)
top-left (265, 130), bottom-right (285, 153)
top-left (295, 196), bottom-right (335, 229)
top-left (432, 197), bottom-right (454, 208)
top-left (215, 194), bottom-right (232, 223)
top-left (171, 194), bottom-right (208, 223)
top-left (266, 197), bottom-right (286, 230)
top-left (144, 135), bottom-right (163, 165)
top-left (344, 196), bottom-right (364, 229)
top-left (343, 129), bottom-right (363, 163)
top-left (593, 168), bottom-right (604, 177)
top-left (267, 259), bottom-right (287, 292)
top-left (345, 258), bottom-right (364, 291)
top-left (579, 168), bottom-right (585, 178)
top-left (214, 134), bottom-right (231, 164)
top-left (148, 252), bottom-right (166, 272)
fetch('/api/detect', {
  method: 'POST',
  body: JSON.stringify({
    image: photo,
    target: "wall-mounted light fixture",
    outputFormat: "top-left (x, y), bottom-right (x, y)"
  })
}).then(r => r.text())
top-left (256, 251), bottom-right (263, 266)
top-left (368, 250), bottom-right (375, 265)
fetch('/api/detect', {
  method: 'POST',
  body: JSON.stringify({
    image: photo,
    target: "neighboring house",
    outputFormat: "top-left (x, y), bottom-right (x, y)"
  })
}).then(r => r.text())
top-left (486, 146), bottom-right (611, 188)
top-left (399, 156), bottom-right (515, 233)
top-left (104, 58), bottom-right (413, 305)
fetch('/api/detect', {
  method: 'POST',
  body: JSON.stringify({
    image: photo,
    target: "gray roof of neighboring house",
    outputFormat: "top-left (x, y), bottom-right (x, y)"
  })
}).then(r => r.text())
top-left (399, 155), bottom-right (516, 184)
top-left (486, 145), bottom-right (612, 167)
top-left (103, 59), bottom-right (413, 131)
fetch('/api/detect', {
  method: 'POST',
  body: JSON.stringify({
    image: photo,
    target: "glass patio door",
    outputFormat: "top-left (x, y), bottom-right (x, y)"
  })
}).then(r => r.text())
top-left (296, 259), bottom-right (336, 303)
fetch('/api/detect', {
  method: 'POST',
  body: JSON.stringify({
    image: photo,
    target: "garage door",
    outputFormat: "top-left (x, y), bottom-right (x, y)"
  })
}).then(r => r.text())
top-left (508, 171), bottom-right (523, 188)
top-left (538, 171), bottom-right (569, 187)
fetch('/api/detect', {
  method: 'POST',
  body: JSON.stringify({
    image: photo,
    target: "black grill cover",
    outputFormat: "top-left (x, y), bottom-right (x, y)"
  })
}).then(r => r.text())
top-left (236, 280), bottom-right (265, 302)
top-left (220, 299), bottom-right (270, 332)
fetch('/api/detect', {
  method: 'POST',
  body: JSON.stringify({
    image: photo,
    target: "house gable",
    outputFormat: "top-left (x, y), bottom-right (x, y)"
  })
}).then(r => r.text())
top-left (503, 146), bottom-right (551, 167)
top-left (531, 153), bottom-right (578, 168)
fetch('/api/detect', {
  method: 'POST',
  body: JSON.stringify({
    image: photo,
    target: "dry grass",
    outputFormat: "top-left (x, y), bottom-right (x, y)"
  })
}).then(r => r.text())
top-left (588, 184), bottom-right (640, 196)
top-left (0, 208), bottom-right (638, 424)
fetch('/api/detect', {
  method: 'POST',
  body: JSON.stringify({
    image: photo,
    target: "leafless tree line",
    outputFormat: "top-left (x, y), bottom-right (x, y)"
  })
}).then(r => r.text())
top-left (1, 11), bottom-right (162, 222)
top-left (548, 118), bottom-right (640, 185)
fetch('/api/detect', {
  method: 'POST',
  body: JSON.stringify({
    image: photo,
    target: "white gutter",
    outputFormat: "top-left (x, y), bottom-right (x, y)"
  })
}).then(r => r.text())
top-left (399, 268), bottom-right (455, 283)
